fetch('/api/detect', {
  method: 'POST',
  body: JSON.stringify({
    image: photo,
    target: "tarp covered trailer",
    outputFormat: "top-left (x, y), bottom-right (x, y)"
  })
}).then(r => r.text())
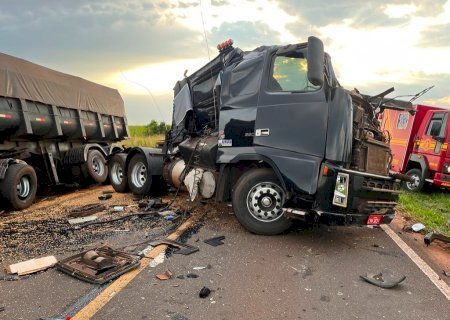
top-left (0, 52), bottom-right (129, 210)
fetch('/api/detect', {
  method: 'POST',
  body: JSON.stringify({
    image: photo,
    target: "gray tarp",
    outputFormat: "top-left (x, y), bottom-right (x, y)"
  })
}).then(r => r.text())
top-left (0, 52), bottom-right (125, 117)
top-left (173, 83), bottom-right (193, 126)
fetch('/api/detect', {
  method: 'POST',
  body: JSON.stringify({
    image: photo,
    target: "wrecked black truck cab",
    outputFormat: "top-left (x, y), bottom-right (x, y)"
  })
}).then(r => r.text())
top-left (117, 37), bottom-right (411, 235)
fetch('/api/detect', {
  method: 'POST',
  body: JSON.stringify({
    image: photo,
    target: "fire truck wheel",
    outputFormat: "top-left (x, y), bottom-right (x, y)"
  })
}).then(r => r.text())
top-left (84, 149), bottom-right (108, 183)
top-left (403, 168), bottom-right (424, 192)
top-left (128, 153), bottom-right (152, 195)
top-left (0, 163), bottom-right (37, 210)
top-left (232, 168), bottom-right (292, 235)
top-left (109, 153), bottom-right (128, 193)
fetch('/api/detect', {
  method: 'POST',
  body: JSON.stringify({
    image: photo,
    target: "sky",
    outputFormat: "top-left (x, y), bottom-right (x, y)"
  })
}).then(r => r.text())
top-left (1, 0), bottom-right (450, 124)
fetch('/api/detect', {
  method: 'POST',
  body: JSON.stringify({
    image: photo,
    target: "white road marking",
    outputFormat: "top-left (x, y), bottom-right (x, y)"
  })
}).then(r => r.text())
top-left (381, 224), bottom-right (450, 300)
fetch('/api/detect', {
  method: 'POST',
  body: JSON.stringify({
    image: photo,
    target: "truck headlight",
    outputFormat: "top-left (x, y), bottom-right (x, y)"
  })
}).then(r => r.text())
top-left (333, 173), bottom-right (349, 208)
top-left (443, 163), bottom-right (450, 174)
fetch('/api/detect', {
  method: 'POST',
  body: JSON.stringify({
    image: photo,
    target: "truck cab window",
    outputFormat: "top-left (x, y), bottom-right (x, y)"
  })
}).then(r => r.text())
top-left (426, 113), bottom-right (447, 137)
top-left (269, 56), bottom-right (319, 92)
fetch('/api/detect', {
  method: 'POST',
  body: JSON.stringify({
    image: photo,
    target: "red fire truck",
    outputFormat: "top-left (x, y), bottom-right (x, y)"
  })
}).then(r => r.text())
top-left (382, 104), bottom-right (450, 191)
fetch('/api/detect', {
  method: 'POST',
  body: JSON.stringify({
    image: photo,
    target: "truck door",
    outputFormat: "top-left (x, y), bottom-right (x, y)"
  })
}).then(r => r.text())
top-left (416, 111), bottom-right (449, 172)
top-left (254, 48), bottom-right (328, 194)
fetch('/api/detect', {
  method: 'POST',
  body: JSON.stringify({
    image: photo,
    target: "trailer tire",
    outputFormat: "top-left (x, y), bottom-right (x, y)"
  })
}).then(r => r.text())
top-left (128, 153), bottom-right (152, 195)
top-left (109, 153), bottom-right (128, 193)
top-left (232, 168), bottom-right (292, 235)
top-left (0, 163), bottom-right (37, 210)
top-left (84, 149), bottom-right (108, 183)
top-left (403, 168), bottom-right (423, 192)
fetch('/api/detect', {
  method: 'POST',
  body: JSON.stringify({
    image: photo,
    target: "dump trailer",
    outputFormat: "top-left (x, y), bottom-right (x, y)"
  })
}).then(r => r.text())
top-left (0, 53), bottom-right (129, 210)
top-left (110, 36), bottom-right (412, 235)
top-left (382, 104), bottom-right (450, 191)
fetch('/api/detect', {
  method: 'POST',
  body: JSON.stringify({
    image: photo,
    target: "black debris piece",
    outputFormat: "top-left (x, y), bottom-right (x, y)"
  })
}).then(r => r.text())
top-left (186, 273), bottom-right (199, 278)
top-left (360, 270), bottom-right (406, 289)
top-left (0, 306), bottom-right (5, 312)
top-left (204, 236), bottom-right (225, 247)
top-left (98, 194), bottom-right (112, 200)
top-left (150, 239), bottom-right (199, 255)
top-left (424, 232), bottom-right (450, 246)
top-left (176, 275), bottom-right (186, 279)
top-left (199, 286), bottom-right (211, 298)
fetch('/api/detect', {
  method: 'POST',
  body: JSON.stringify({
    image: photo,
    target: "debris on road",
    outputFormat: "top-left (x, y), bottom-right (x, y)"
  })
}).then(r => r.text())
top-left (204, 235), bottom-right (225, 246)
top-left (56, 246), bottom-right (140, 284)
top-left (68, 215), bottom-right (98, 225)
top-left (187, 273), bottom-right (199, 278)
top-left (155, 270), bottom-right (173, 280)
top-left (424, 232), bottom-right (450, 246)
top-left (0, 306), bottom-right (5, 312)
top-left (98, 194), bottom-right (112, 200)
top-left (113, 206), bottom-right (125, 212)
top-left (68, 203), bottom-right (106, 218)
top-left (411, 223), bottom-right (426, 232)
top-left (149, 239), bottom-right (199, 255)
top-left (360, 269), bottom-right (406, 289)
top-left (199, 286), bottom-right (211, 298)
top-left (193, 266), bottom-right (207, 270)
top-left (443, 271), bottom-right (450, 278)
top-left (5, 255), bottom-right (58, 276)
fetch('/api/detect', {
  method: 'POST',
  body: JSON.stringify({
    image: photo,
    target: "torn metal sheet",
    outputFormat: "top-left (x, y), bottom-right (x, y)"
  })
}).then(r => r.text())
top-left (68, 215), bottom-right (98, 225)
top-left (360, 270), bottom-right (406, 289)
top-left (149, 239), bottom-right (199, 255)
top-left (68, 203), bottom-right (106, 218)
top-left (56, 246), bottom-right (140, 284)
top-left (5, 256), bottom-right (58, 276)
top-left (204, 236), bottom-right (225, 247)
top-left (424, 232), bottom-right (450, 245)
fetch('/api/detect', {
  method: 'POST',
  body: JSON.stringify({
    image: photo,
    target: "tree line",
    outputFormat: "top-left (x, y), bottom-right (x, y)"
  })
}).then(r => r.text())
top-left (146, 120), bottom-right (171, 135)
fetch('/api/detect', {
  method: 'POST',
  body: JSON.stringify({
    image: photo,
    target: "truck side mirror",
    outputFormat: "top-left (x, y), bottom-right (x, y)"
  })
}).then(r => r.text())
top-left (307, 36), bottom-right (324, 87)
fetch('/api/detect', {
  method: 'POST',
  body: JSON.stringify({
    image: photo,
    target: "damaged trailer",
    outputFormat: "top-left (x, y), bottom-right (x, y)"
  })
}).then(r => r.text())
top-left (0, 53), bottom-right (129, 210)
top-left (111, 36), bottom-right (413, 235)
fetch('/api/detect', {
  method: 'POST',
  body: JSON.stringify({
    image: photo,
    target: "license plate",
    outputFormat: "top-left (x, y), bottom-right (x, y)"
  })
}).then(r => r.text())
top-left (367, 215), bottom-right (382, 225)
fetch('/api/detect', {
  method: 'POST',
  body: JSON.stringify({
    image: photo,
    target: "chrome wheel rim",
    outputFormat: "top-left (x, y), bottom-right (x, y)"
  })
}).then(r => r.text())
top-left (131, 162), bottom-right (147, 188)
top-left (17, 176), bottom-right (31, 199)
top-left (92, 156), bottom-right (105, 176)
top-left (110, 162), bottom-right (123, 185)
top-left (406, 173), bottom-right (420, 190)
top-left (247, 181), bottom-right (285, 222)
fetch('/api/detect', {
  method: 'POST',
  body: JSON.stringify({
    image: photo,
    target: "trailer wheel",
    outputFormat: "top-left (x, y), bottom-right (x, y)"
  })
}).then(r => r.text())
top-left (128, 153), bottom-right (152, 195)
top-left (232, 168), bottom-right (292, 235)
top-left (84, 149), bottom-right (108, 183)
top-left (403, 168), bottom-right (423, 192)
top-left (0, 163), bottom-right (37, 210)
top-left (109, 153), bottom-right (128, 193)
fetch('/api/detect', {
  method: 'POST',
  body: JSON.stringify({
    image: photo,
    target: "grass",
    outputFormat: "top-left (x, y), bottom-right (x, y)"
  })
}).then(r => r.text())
top-left (121, 125), bottom-right (165, 148)
top-left (398, 191), bottom-right (450, 236)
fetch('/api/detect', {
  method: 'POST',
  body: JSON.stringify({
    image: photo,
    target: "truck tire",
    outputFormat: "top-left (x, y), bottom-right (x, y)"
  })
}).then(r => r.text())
top-left (84, 149), bottom-right (108, 183)
top-left (109, 153), bottom-right (128, 193)
top-left (0, 163), bottom-right (37, 210)
top-left (232, 168), bottom-right (292, 235)
top-left (403, 168), bottom-right (424, 192)
top-left (128, 153), bottom-right (152, 195)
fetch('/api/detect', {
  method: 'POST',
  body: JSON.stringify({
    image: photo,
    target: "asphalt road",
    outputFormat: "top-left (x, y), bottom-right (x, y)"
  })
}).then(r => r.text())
top-left (1, 201), bottom-right (449, 320)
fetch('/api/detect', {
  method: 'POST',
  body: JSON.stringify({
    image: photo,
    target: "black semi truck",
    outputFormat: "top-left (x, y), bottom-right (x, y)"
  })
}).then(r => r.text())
top-left (0, 53), bottom-right (128, 210)
top-left (110, 36), bottom-right (412, 235)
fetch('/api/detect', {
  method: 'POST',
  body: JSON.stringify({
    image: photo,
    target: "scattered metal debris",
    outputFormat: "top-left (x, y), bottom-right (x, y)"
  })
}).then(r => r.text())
top-left (113, 206), bottom-right (124, 212)
top-left (443, 271), bottom-right (450, 278)
top-left (0, 306), bottom-right (5, 312)
top-left (199, 286), bottom-right (211, 298)
top-left (98, 194), bottom-right (112, 200)
top-left (149, 239), bottom-right (199, 255)
top-left (424, 232), bottom-right (450, 246)
top-left (204, 236), bottom-right (225, 247)
top-left (193, 266), bottom-right (207, 270)
top-left (68, 203), bottom-right (106, 218)
top-left (186, 273), bottom-right (198, 278)
top-left (411, 223), bottom-right (426, 232)
top-left (56, 246), bottom-right (140, 284)
top-left (155, 270), bottom-right (173, 280)
top-left (360, 270), bottom-right (406, 289)
top-left (5, 256), bottom-right (58, 276)
top-left (68, 215), bottom-right (98, 225)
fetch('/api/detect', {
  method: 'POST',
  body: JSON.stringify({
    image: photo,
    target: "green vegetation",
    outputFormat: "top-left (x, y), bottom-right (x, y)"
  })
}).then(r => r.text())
top-left (398, 191), bottom-right (450, 236)
top-left (122, 123), bottom-right (168, 147)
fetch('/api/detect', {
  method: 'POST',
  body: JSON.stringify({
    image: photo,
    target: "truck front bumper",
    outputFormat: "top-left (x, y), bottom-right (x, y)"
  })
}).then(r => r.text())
top-left (432, 173), bottom-right (450, 188)
top-left (314, 209), bottom-right (396, 225)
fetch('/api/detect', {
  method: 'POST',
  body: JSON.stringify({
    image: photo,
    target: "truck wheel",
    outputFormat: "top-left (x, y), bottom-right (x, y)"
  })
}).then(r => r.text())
top-left (403, 168), bottom-right (424, 192)
top-left (109, 153), bottom-right (128, 193)
top-left (84, 149), bottom-right (108, 183)
top-left (128, 153), bottom-right (152, 195)
top-left (232, 168), bottom-right (292, 235)
top-left (0, 163), bottom-right (37, 210)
